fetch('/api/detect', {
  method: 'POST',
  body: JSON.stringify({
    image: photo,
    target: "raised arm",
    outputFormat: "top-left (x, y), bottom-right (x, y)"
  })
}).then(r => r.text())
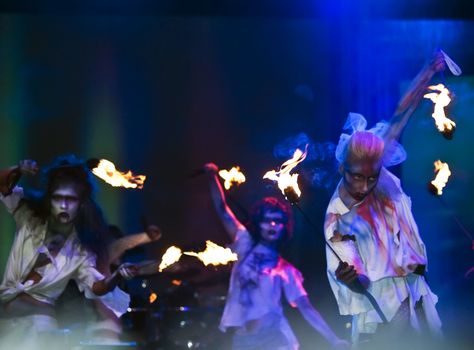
top-left (0, 159), bottom-right (38, 195)
top-left (384, 51), bottom-right (446, 144)
top-left (204, 163), bottom-right (246, 241)
top-left (295, 296), bottom-right (349, 349)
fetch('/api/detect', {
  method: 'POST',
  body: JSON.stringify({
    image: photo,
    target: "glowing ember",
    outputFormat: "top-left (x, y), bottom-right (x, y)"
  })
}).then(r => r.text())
top-left (423, 84), bottom-right (456, 139)
top-left (218, 166), bottom-right (246, 190)
top-left (430, 160), bottom-right (451, 196)
top-left (184, 241), bottom-right (237, 266)
top-left (91, 159), bottom-right (146, 189)
top-left (158, 246), bottom-right (183, 272)
top-left (263, 146), bottom-right (308, 200)
top-left (149, 293), bottom-right (158, 304)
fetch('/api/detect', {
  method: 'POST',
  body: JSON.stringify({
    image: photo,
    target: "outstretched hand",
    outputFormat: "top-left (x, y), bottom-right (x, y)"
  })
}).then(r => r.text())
top-left (18, 159), bottom-right (39, 176)
top-left (145, 224), bottom-right (162, 241)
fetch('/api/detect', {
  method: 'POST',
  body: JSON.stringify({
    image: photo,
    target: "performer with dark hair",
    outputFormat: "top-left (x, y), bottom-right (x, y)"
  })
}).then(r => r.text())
top-left (204, 163), bottom-right (348, 350)
top-left (0, 155), bottom-right (138, 349)
top-left (324, 53), bottom-right (446, 346)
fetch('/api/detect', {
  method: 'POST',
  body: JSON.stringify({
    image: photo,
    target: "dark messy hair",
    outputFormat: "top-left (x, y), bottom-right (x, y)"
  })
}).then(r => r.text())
top-left (246, 197), bottom-right (294, 246)
top-left (23, 154), bottom-right (109, 260)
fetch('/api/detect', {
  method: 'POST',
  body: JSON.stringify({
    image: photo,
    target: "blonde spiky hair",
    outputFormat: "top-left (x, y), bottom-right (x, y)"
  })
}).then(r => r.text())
top-left (335, 113), bottom-right (407, 167)
top-left (343, 131), bottom-right (385, 163)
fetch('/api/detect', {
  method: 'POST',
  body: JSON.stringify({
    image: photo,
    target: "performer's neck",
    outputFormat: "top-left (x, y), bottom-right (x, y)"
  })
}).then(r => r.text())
top-left (47, 220), bottom-right (75, 237)
top-left (338, 184), bottom-right (365, 210)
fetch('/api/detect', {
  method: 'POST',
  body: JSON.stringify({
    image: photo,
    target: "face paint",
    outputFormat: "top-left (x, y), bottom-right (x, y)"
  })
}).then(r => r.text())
top-left (342, 156), bottom-right (381, 201)
top-left (259, 211), bottom-right (286, 243)
top-left (50, 183), bottom-right (81, 225)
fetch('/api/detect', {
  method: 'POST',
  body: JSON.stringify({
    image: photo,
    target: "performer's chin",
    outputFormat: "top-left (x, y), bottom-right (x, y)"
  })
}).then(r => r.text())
top-left (267, 230), bottom-right (278, 238)
top-left (57, 212), bottom-right (70, 223)
top-left (353, 193), bottom-right (367, 201)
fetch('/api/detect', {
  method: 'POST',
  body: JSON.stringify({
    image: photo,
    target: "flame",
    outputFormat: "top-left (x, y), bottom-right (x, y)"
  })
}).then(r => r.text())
top-left (263, 146), bottom-right (308, 198)
top-left (149, 292), bottom-right (158, 304)
top-left (218, 166), bottom-right (246, 190)
top-left (91, 159), bottom-right (146, 189)
top-left (431, 160), bottom-right (451, 195)
top-left (423, 84), bottom-right (456, 134)
top-left (184, 240), bottom-right (237, 266)
top-left (158, 246), bottom-right (183, 272)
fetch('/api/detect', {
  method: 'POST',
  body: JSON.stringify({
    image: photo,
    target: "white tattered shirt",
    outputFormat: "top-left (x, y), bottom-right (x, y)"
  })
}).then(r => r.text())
top-left (220, 228), bottom-right (307, 350)
top-left (324, 168), bottom-right (442, 342)
top-left (0, 187), bottom-right (105, 305)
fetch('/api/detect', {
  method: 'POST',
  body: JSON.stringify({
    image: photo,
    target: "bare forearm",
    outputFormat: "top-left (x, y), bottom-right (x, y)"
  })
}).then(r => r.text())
top-left (206, 171), bottom-right (243, 239)
top-left (395, 62), bottom-right (437, 117)
top-left (305, 310), bottom-right (340, 344)
top-left (92, 270), bottom-right (122, 296)
top-left (208, 172), bottom-right (228, 215)
top-left (297, 297), bottom-right (341, 346)
top-left (387, 53), bottom-right (445, 142)
top-left (108, 232), bottom-right (150, 264)
top-left (387, 67), bottom-right (435, 142)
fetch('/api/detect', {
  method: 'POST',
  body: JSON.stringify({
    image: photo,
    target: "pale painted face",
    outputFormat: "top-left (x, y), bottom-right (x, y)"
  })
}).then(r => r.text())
top-left (259, 211), bottom-right (286, 243)
top-left (341, 155), bottom-right (382, 202)
top-left (50, 183), bottom-right (81, 225)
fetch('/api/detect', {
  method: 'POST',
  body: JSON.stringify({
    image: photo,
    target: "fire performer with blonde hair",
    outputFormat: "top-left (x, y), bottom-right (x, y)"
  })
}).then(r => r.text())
top-left (0, 155), bottom-right (139, 349)
top-left (324, 53), bottom-right (447, 347)
top-left (204, 163), bottom-right (349, 350)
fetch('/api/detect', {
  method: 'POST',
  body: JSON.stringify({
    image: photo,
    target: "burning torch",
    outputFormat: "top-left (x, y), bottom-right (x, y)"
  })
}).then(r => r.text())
top-left (422, 50), bottom-right (462, 140)
top-left (183, 240), bottom-right (237, 266)
top-left (263, 146), bottom-right (345, 260)
top-left (428, 160), bottom-right (451, 196)
top-left (158, 246), bottom-right (183, 272)
top-left (219, 166), bottom-right (246, 190)
top-left (423, 84), bottom-right (456, 139)
top-left (87, 158), bottom-right (146, 189)
top-left (428, 160), bottom-right (474, 250)
top-left (134, 241), bottom-right (238, 275)
top-left (264, 147), bottom-right (388, 323)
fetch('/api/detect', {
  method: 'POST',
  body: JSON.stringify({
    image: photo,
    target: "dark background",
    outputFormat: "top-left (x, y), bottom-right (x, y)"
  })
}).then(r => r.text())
top-left (0, 1), bottom-right (473, 348)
